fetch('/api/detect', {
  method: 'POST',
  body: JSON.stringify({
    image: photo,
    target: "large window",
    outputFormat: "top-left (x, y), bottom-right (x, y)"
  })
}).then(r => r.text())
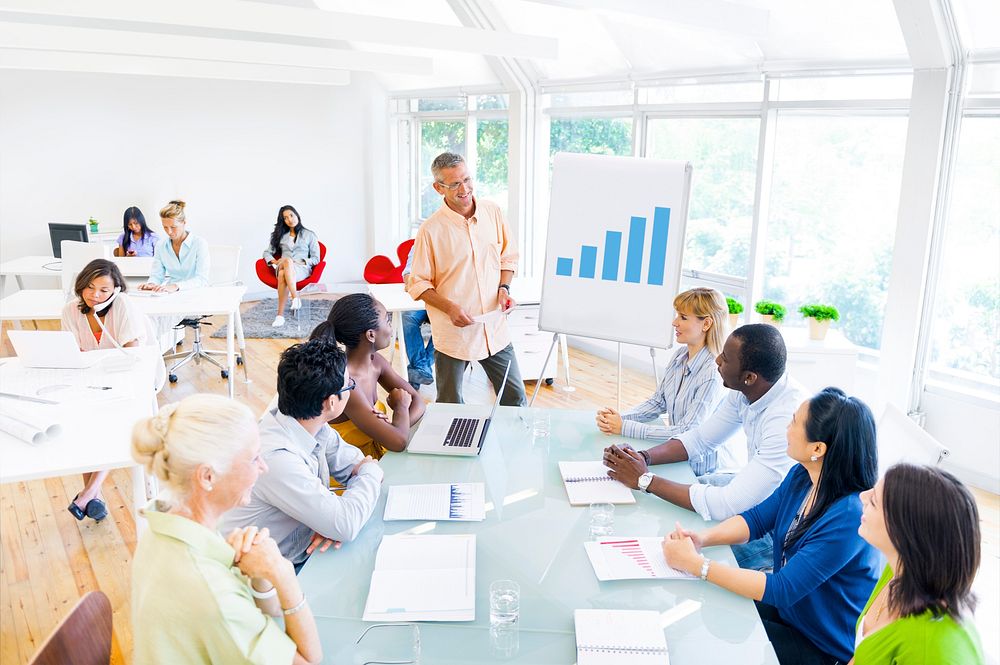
top-left (476, 119), bottom-right (509, 214)
top-left (419, 120), bottom-right (466, 219)
top-left (762, 113), bottom-right (908, 350)
top-left (645, 117), bottom-right (759, 279)
top-left (549, 117), bottom-right (633, 165)
top-left (928, 116), bottom-right (1000, 385)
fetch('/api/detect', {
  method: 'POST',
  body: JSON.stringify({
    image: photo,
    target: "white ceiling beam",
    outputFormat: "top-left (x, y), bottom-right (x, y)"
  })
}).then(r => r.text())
top-left (0, 0), bottom-right (558, 60)
top-left (0, 47), bottom-right (351, 85)
top-left (510, 0), bottom-right (769, 40)
top-left (891, 0), bottom-right (952, 70)
top-left (0, 22), bottom-right (431, 75)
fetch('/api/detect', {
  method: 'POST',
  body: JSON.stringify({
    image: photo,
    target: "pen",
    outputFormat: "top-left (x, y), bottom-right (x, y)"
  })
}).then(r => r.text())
top-left (87, 386), bottom-right (113, 390)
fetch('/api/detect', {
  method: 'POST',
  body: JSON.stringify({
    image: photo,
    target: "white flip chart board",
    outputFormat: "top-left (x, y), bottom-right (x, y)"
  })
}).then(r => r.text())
top-left (539, 153), bottom-right (692, 348)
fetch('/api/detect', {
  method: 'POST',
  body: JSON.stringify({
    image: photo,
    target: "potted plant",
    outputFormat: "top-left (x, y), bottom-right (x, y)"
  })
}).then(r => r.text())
top-left (799, 303), bottom-right (840, 341)
top-left (88, 216), bottom-right (99, 233)
top-left (726, 297), bottom-right (743, 329)
top-left (754, 300), bottom-right (786, 327)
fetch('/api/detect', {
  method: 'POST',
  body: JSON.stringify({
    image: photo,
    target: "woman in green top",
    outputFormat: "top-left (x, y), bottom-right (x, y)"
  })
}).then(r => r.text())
top-left (852, 463), bottom-right (984, 664)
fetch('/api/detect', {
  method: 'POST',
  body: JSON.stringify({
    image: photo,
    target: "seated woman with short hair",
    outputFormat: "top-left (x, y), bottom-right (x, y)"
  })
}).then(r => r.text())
top-left (264, 205), bottom-right (321, 327)
top-left (662, 388), bottom-right (882, 665)
top-left (60, 258), bottom-right (147, 522)
top-left (851, 464), bottom-right (984, 664)
top-left (131, 394), bottom-right (322, 665)
top-left (311, 293), bottom-right (425, 458)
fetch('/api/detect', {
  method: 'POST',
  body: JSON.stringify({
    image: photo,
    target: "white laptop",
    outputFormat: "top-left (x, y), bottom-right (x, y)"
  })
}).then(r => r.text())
top-left (408, 361), bottom-right (511, 457)
top-left (7, 330), bottom-right (101, 369)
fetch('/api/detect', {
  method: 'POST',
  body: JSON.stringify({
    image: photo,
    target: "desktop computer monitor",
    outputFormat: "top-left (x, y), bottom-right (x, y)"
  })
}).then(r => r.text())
top-left (48, 223), bottom-right (89, 258)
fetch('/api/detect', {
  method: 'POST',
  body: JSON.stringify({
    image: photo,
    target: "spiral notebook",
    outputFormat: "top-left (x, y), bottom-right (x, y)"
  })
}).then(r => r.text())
top-left (559, 461), bottom-right (636, 505)
top-left (574, 609), bottom-right (669, 664)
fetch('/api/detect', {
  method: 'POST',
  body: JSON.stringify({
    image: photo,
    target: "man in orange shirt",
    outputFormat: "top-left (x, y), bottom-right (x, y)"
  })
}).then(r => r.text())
top-left (405, 152), bottom-right (527, 406)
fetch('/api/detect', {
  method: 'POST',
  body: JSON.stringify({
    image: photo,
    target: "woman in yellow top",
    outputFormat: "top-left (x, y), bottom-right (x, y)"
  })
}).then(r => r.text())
top-left (851, 463), bottom-right (984, 664)
top-left (131, 394), bottom-right (322, 665)
top-left (312, 293), bottom-right (425, 458)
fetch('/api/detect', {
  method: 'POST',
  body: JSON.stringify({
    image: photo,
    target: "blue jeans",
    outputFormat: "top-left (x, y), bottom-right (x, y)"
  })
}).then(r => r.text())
top-left (401, 310), bottom-right (434, 380)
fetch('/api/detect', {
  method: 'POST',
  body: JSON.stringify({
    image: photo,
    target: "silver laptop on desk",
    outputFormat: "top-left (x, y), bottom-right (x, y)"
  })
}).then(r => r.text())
top-left (408, 361), bottom-right (511, 457)
top-left (7, 330), bottom-right (101, 369)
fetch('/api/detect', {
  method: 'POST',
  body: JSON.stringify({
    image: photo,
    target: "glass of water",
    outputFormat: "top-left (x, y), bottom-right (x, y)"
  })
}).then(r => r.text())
top-left (532, 413), bottom-right (550, 440)
top-left (489, 579), bottom-right (520, 627)
top-left (589, 502), bottom-right (615, 539)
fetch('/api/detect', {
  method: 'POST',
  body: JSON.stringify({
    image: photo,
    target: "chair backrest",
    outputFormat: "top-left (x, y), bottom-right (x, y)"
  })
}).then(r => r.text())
top-left (61, 241), bottom-right (110, 298)
top-left (29, 590), bottom-right (112, 665)
top-left (208, 244), bottom-right (241, 286)
top-left (876, 403), bottom-right (950, 477)
top-left (318, 241), bottom-right (328, 263)
top-left (396, 238), bottom-right (414, 267)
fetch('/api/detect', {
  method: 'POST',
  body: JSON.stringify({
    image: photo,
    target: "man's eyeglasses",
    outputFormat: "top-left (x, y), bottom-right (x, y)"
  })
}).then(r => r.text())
top-left (335, 378), bottom-right (356, 396)
top-left (436, 177), bottom-right (473, 191)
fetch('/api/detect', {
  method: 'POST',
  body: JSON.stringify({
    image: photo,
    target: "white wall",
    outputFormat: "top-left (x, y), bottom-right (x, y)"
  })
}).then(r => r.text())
top-left (0, 69), bottom-right (387, 293)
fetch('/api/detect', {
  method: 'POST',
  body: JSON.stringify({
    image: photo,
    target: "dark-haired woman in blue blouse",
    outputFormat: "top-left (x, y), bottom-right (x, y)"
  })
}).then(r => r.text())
top-left (662, 387), bottom-right (882, 665)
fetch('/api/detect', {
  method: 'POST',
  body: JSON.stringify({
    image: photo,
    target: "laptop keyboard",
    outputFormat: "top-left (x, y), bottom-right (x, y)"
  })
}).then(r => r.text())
top-left (444, 417), bottom-right (479, 447)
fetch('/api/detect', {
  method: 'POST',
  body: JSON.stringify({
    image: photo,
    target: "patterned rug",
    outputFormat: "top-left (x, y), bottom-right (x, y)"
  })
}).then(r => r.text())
top-left (211, 297), bottom-right (337, 340)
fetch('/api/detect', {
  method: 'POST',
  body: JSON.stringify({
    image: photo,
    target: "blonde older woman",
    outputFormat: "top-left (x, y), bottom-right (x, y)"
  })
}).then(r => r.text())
top-left (131, 394), bottom-right (321, 665)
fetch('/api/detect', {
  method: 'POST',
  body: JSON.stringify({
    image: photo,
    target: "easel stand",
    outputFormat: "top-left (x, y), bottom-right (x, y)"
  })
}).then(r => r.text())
top-left (528, 332), bottom-right (575, 406)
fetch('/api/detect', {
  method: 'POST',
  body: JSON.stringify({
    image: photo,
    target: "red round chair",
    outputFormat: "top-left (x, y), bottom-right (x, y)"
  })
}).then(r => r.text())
top-left (364, 239), bottom-right (415, 284)
top-left (255, 242), bottom-right (328, 291)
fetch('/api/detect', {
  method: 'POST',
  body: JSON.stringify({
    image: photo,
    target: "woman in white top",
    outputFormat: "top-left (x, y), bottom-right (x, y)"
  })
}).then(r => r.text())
top-left (263, 205), bottom-right (322, 327)
top-left (596, 287), bottom-right (729, 476)
top-left (60, 259), bottom-right (147, 522)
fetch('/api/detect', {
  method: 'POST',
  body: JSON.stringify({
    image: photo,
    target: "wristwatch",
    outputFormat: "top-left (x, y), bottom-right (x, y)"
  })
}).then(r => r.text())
top-left (637, 472), bottom-right (654, 493)
top-left (498, 283), bottom-right (511, 294)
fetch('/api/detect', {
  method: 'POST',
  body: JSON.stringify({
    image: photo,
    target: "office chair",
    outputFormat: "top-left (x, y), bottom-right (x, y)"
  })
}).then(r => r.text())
top-left (163, 244), bottom-right (248, 384)
top-left (60, 240), bottom-right (110, 299)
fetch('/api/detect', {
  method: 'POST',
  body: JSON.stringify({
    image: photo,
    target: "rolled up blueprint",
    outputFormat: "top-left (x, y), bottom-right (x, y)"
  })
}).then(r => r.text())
top-left (0, 410), bottom-right (62, 445)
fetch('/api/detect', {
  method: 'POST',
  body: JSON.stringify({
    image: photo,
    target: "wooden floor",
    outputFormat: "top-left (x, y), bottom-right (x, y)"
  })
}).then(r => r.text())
top-left (1, 299), bottom-right (998, 664)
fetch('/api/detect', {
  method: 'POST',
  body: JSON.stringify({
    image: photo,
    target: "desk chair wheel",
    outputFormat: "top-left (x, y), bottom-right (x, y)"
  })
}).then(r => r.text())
top-left (545, 378), bottom-right (554, 386)
top-left (168, 374), bottom-right (178, 383)
top-left (221, 370), bottom-right (229, 379)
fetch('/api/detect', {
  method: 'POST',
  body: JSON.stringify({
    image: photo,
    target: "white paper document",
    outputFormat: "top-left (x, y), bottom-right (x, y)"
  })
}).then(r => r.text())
top-left (384, 483), bottom-right (486, 521)
top-left (575, 609), bottom-right (669, 664)
top-left (559, 461), bottom-right (636, 506)
top-left (472, 308), bottom-right (505, 324)
top-left (363, 534), bottom-right (476, 622)
top-left (584, 537), bottom-right (695, 581)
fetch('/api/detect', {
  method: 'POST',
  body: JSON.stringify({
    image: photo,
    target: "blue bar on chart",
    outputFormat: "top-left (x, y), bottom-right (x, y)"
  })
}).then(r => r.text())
top-left (646, 207), bottom-right (671, 286)
top-left (624, 216), bottom-right (646, 284)
top-left (556, 257), bottom-right (574, 276)
top-left (602, 230), bottom-right (622, 281)
top-left (580, 245), bottom-right (598, 279)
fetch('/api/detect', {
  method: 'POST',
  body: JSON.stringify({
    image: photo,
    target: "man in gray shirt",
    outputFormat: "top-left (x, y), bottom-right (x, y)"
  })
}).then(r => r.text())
top-left (219, 337), bottom-right (383, 569)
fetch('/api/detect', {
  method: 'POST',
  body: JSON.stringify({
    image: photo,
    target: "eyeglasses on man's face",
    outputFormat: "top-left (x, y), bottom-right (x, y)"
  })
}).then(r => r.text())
top-left (436, 176), bottom-right (474, 191)
top-left (334, 377), bottom-right (356, 396)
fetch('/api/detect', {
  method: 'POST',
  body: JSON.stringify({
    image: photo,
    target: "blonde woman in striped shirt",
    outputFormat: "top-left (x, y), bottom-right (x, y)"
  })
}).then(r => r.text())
top-left (597, 288), bottom-right (729, 475)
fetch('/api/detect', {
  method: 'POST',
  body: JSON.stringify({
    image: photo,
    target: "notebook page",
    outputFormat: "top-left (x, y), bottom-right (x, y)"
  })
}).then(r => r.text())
top-left (575, 609), bottom-right (669, 664)
top-left (559, 461), bottom-right (636, 505)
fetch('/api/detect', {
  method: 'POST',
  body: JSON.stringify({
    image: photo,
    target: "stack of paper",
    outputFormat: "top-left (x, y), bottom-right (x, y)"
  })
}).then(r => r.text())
top-left (559, 461), bottom-right (636, 505)
top-left (584, 537), bottom-right (695, 581)
top-left (383, 483), bottom-right (486, 521)
top-left (363, 534), bottom-right (476, 622)
top-left (575, 609), bottom-right (669, 664)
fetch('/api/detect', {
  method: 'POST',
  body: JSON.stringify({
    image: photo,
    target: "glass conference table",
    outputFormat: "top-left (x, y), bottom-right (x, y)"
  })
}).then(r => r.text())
top-left (299, 406), bottom-right (778, 664)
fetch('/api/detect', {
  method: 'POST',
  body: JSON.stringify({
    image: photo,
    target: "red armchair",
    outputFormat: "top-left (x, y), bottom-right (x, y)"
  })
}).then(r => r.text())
top-left (255, 242), bottom-right (328, 291)
top-left (364, 239), bottom-right (415, 284)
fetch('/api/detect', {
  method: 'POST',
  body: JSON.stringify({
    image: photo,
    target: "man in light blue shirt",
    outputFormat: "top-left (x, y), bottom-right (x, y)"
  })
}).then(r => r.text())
top-left (604, 324), bottom-right (804, 569)
top-left (141, 202), bottom-right (210, 292)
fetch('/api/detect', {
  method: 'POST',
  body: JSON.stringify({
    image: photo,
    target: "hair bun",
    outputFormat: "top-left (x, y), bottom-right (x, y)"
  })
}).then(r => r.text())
top-left (131, 403), bottom-right (179, 482)
top-left (169, 199), bottom-right (186, 208)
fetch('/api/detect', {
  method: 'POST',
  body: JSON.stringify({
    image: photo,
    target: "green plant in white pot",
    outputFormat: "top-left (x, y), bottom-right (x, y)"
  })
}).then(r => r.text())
top-left (726, 297), bottom-right (744, 329)
top-left (799, 304), bottom-right (839, 341)
top-left (754, 300), bottom-right (786, 327)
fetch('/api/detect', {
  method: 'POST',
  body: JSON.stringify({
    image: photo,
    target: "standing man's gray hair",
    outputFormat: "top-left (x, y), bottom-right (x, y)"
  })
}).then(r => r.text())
top-left (431, 152), bottom-right (466, 180)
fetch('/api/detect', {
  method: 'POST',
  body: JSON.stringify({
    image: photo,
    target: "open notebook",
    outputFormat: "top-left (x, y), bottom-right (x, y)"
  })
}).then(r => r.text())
top-left (574, 609), bottom-right (669, 664)
top-left (559, 461), bottom-right (636, 505)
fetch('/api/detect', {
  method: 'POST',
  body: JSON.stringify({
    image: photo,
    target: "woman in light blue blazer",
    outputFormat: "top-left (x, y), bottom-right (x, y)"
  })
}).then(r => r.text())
top-left (263, 205), bottom-right (321, 327)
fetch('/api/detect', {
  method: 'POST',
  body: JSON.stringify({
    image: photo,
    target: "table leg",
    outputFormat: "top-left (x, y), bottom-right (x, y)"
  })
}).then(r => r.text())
top-left (14, 275), bottom-right (24, 290)
top-left (131, 465), bottom-right (149, 534)
top-left (394, 311), bottom-right (408, 375)
top-left (234, 308), bottom-right (250, 383)
top-left (226, 310), bottom-right (235, 398)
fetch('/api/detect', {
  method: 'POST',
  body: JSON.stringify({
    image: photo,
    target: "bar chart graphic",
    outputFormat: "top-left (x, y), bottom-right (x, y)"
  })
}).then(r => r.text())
top-left (554, 207), bottom-right (671, 286)
top-left (584, 537), bottom-right (696, 580)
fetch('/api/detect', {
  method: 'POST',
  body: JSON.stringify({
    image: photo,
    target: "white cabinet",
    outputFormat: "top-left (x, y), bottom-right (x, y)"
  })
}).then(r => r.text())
top-left (508, 305), bottom-right (558, 381)
top-left (781, 328), bottom-right (858, 395)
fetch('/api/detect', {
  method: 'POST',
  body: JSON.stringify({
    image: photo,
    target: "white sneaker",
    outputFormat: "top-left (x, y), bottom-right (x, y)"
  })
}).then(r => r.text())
top-left (290, 297), bottom-right (302, 311)
top-left (272, 316), bottom-right (285, 327)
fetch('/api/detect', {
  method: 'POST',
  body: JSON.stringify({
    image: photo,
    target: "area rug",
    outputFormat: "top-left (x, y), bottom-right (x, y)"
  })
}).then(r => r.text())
top-left (211, 297), bottom-right (337, 340)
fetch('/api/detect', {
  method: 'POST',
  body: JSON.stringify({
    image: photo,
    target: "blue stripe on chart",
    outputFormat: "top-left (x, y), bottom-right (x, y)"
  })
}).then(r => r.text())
top-left (624, 216), bottom-right (646, 283)
top-left (602, 230), bottom-right (622, 281)
top-left (580, 246), bottom-right (597, 279)
top-left (647, 207), bottom-right (670, 286)
top-left (556, 257), bottom-right (573, 276)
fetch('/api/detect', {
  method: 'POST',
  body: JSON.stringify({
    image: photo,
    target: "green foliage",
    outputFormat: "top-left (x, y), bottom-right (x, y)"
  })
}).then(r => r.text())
top-left (799, 304), bottom-right (840, 321)
top-left (549, 118), bottom-right (632, 161)
top-left (726, 297), bottom-right (744, 315)
top-left (754, 299), bottom-right (786, 322)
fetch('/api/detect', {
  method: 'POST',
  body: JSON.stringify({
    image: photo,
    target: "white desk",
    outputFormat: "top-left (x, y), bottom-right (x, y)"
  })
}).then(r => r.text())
top-left (0, 286), bottom-right (247, 398)
top-left (0, 347), bottom-right (159, 524)
top-left (0, 255), bottom-right (153, 295)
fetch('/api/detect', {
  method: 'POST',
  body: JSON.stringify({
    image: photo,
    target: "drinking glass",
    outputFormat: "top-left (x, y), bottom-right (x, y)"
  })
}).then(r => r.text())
top-left (489, 579), bottom-right (520, 626)
top-left (589, 502), bottom-right (615, 539)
